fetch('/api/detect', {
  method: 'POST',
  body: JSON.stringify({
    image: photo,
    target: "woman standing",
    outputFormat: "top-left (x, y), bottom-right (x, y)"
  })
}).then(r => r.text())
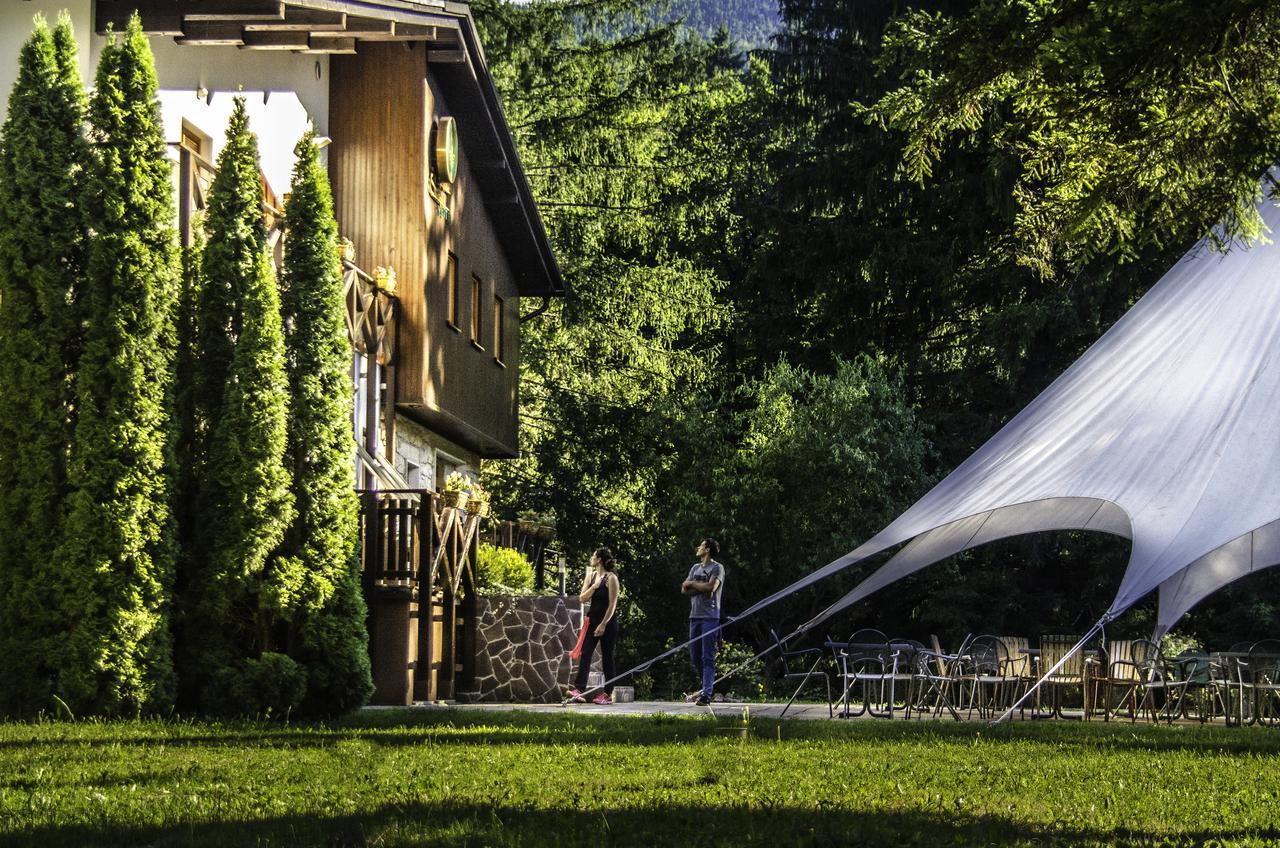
top-left (569, 548), bottom-right (620, 704)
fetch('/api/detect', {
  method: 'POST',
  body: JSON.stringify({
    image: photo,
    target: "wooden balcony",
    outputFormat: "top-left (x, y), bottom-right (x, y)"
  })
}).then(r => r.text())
top-left (359, 489), bottom-right (477, 704)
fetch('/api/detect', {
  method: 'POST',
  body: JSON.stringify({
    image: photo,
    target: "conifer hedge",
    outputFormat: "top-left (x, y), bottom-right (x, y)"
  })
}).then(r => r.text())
top-left (277, 131), bottom-right (372, 715)
top-left (0, 15), bottom-right (88, 715)
top-left (54, 16), bottom-right (180, 715)
top-left (183, 97), bottom-right (296, 715)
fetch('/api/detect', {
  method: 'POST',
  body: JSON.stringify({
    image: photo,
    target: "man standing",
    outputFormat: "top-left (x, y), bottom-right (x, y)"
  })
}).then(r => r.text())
top-left (682, 538), bottom-right (724, 706)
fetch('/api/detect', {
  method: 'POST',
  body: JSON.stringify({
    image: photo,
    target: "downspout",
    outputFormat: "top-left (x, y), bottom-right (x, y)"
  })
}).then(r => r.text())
top-left (520, 295), bottom-right (551, 323)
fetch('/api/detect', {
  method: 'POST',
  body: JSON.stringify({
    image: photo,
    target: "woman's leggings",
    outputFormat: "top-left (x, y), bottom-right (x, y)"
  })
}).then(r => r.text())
top-left (574, 617), bottom-right (619, 694)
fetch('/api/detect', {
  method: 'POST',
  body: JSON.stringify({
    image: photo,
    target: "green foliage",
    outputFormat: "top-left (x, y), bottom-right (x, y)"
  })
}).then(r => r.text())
top-left (868, 0), bottom-right (1280, 275)
top-left (53, 14), bottom-right (180, 716)
top-left (182, 97), bottom-right (294, 713)
top-left (640, 357), bottom-right (933, 644)
top-left (474, 0), bottom-right (739, 572)
top-left (277, 129), bottom-right (370, 716)
top-left (476, 543), bottom-right (536, 595)
top-left (6, 712), bottom-right (1280, 844)
top-left (0, 14), bottom-right (87, 714)
top-left (206, 651), bottom-right (308, 718)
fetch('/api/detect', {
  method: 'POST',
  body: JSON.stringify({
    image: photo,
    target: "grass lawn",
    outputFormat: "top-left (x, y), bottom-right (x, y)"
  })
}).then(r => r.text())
top-left (2, 709), bottom-right (1280, 847)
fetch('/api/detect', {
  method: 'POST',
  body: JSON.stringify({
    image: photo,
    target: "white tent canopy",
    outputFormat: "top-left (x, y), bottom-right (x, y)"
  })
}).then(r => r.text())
top-left (736, 196), bottom-right (1280, 640)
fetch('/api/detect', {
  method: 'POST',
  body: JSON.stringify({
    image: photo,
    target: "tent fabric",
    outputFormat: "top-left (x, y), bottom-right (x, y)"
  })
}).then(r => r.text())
top-left (754, 198), bottom-right (1280, 638)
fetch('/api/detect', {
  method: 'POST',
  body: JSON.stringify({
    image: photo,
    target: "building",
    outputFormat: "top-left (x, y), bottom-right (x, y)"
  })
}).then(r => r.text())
top-left (0, 0), bottom-right (565, 703)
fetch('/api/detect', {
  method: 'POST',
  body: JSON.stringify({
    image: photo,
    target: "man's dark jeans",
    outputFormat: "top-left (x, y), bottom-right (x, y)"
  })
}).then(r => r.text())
top-left (689, 617), bottom-right (718, 699)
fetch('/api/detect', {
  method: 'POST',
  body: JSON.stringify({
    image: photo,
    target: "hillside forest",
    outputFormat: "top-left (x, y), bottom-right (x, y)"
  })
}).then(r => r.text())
top-left (473, 0), bottom-right (1280, 677)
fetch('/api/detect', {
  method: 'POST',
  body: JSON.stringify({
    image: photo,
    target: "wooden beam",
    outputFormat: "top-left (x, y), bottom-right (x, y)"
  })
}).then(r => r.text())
top-left (182, 1), bottom-right (285, 22)
top-left (95, 1), bottom-right (184, 35)
top-left (243, 8), bottom-right (346, 31)
top-left (306, 35), bottom-right (357, 54)
top-left (174, 22), bottom-right (245, 45)
top-left (427, 48), bottom-right (466, 64)
top-left (241, 30), bottom-right (310, 49)
top-left (340, 15), bottom-right (394, 37)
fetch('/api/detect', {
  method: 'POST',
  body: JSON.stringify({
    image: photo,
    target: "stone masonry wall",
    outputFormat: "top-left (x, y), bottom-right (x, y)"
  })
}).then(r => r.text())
top-left (457, 595), bottom-right (600, 703)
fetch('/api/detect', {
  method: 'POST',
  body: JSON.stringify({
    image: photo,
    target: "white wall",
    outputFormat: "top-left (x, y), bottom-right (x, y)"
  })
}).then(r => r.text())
top-left (0, 1), bottom-right (93, 109)
top-left (151, 38), bottom-right (328, 194)
top-left (0, 3), bottom-right (329, 194)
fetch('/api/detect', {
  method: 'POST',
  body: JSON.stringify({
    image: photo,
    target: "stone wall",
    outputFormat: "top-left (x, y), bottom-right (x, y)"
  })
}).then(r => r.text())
top-left (457, 595), bottom-right (599, 703)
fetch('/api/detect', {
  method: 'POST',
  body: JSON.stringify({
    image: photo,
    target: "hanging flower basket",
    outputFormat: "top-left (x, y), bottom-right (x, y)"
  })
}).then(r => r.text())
top-left (441, 490), bottom-right (468, 509)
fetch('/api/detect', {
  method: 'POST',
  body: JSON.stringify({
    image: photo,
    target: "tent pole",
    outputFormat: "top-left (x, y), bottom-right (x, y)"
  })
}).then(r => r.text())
top-left (989, 616), bottom-right (1110, 727)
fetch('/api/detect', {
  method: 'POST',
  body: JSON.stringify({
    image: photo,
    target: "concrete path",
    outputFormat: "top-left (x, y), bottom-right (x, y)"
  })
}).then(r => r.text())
top-left (367, 700), bottom-right (972, 722)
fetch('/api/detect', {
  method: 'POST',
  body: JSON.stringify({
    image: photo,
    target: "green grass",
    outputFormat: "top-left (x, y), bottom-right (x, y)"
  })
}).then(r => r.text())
top-left (2, 709), bottom-right (1280, 846)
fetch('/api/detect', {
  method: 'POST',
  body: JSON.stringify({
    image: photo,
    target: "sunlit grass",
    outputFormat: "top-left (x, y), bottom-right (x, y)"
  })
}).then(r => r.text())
top-left (1, 709), bottom-right (1278, 846)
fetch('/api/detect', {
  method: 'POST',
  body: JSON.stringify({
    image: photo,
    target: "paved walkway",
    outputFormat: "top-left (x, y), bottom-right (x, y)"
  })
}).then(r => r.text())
top-left (368, 700), bottom-right (989, 722)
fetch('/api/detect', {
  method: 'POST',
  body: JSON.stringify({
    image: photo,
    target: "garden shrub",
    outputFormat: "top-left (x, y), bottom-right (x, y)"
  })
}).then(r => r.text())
top-left (0, 14), bottom-right (87, 715)
top-left (477, 544), bottom-right (535, 594)
top-left (54, 13), bottom-right (180, 715)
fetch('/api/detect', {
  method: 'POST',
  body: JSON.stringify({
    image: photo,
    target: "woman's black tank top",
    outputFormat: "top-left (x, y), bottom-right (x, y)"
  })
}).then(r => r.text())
top-left (587, 574), bottom-right (613, 621)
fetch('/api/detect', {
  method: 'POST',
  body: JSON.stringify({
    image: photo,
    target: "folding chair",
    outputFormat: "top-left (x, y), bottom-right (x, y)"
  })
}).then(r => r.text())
top-left (772, 628), bottom-right (832, 718)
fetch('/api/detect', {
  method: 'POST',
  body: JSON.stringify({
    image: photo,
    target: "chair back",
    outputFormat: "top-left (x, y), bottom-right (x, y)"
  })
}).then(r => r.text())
top-left (968, 635), bottom-right (1009, 677)
top-left (844, 628), bottom-right (890, 670)
top-left (1039, 634), bottom-right (1085, 682)
top-left (1106, 639), bottom-right (1141, 682)
top-left (1130, 639), bottom-right (1168, 683)
top-left (998, 636), bottom-right (1031, 677)
top-left (1176, 650), bottom-right (1212, 685)
top-left (1248, 639), bottom-right (1280, 686)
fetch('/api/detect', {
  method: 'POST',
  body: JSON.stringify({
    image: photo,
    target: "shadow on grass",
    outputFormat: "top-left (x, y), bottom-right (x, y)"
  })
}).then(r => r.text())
top-left (3, 800), bottom-right (1276, 848)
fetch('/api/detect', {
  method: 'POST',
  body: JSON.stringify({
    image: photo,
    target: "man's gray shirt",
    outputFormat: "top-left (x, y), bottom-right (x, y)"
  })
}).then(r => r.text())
top-left (687, 560), bottom-right (724, 619)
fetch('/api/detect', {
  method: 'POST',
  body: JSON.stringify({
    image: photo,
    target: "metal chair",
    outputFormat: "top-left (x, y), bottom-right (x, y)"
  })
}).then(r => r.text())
top-left (908, 634), bottom-right (970, 720)
top-left (1131, 639), bottom-right (1190, 723)
top-left (833, 628), bottom-right (890, 718)
top-left (1172, 650), bottom-right (1228, 723)
top-left (1247, 639), bottom-right (1280, 726)
top-left (960, 635), bottom-right (1015, 719)
top-left (1212, 641), bottom-right (1255, 725)
top-left (772, 628), bottom-right (832, 718)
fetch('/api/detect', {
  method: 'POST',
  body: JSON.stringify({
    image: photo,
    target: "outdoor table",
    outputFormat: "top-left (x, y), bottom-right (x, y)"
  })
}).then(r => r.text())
top-left (1018, 647), bottom-right (1100, 719)
top-left (825, 641), bottom-right (919, 719)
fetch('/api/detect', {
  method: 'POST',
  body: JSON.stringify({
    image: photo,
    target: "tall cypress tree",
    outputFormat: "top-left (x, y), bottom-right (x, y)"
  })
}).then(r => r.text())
top-left (0, 15), bottom-right (88, 715)
top-left (54, 15), bottom-right (179, 715)
top-left (277, 130), bottom-right (371, 715)
top-left (182, 97), bottom-right (296, 714)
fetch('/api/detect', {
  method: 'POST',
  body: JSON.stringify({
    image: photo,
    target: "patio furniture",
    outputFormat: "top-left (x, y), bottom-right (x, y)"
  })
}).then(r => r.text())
top-left (997, 635), bottom-right (1034, 717)
top-left (1037, 634), bottom-right (1092, 718)
top-left (772, 628), bottom-right (832, 718)
top-left (831, 629), bottom-right (917, 718)
top-left (908, 634), bottom-right (969, 720)
top-left (960, 635), bottom-right (1015, 720)
top-left (1247, 639), bottom-right (1280, 727)
top-left (1094, 639), bottom-right (1143, 722)
top-left (1172, 650), bottom-right (1228, 723)
top-left (1211, 641), bottom-right (1255, 725)
top-left (1131, 639), bottom-right (1190, 724)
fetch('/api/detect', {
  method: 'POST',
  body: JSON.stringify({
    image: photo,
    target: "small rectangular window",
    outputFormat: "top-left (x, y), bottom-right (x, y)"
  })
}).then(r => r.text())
top-left (445, 253), bottom-right (459, 329)
top-left (493, 295), bottom-right (504, 364)
top-left (470, 274), bottom-right (483, 347)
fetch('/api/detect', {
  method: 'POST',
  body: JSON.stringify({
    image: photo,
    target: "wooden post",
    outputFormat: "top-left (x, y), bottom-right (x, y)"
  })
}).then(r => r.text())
top-left (413, 495), bottom-right (436, 702)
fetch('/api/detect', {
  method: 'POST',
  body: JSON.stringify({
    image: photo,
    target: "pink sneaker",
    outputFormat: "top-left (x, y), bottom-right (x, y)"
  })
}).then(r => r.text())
top-left (567, 687), bottom-right (585, 703)
top-left (592, 691), bottom-right (612, 705)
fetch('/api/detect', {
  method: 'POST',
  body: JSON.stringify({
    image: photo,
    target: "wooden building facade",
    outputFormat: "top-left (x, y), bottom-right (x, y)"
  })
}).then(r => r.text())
top-left (1, 0), bottom-right (563, 706)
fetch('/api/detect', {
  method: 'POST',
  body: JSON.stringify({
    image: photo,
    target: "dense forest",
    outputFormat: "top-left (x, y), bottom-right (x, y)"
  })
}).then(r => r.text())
top-left (474, 0), bottom-right (1280, 683)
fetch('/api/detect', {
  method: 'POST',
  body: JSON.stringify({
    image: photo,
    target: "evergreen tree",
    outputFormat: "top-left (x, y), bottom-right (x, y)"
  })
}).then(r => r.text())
top-left (276, 130), bottom-right (371, 715)
top-left (182, 97), bottom-right (295, 714)
top-left (0, 15), bottom-right (88, 715)
top-left (54, 15), bottom-right (179, 715)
